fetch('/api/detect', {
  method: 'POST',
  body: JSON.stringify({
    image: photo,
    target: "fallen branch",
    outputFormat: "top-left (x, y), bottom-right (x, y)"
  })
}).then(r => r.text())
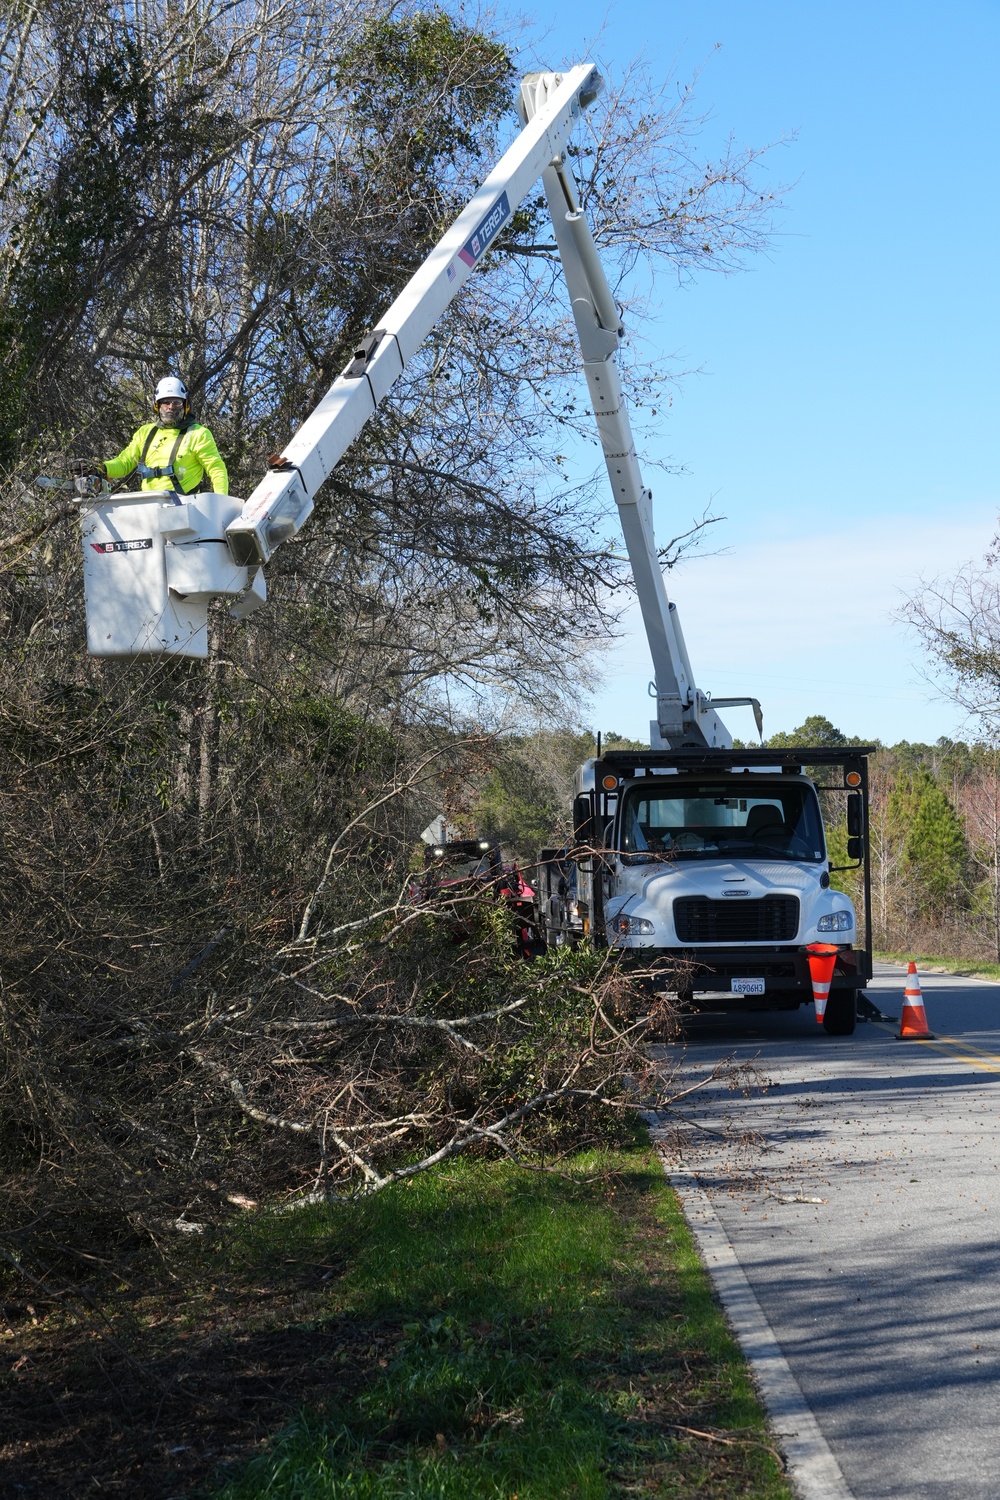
top-left (294, 740), bottom-right (484, 943)
top-left (662, 1422), bottom-right (786, 1471)
top-left (167, 928), bottom-right (230, 995)
top-left (267, 995), bottom-right (530, 1033)
top-left (186, 1046), bottom-right (314, 1134)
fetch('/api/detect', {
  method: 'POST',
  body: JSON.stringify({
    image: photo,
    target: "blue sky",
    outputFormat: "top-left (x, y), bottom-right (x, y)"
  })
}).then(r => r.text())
top-left (514, 1), bottom-right (999, 745)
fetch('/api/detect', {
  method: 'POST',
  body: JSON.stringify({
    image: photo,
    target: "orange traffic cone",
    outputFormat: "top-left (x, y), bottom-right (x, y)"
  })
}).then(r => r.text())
top-left (806, 942), bottom-right (839, 1025)
top-left (897, 961), bottom-right (935, 1040)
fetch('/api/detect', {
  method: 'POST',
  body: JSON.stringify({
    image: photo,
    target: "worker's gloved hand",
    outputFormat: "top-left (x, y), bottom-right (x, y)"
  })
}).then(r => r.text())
top-left (68, 458), bottom-right (105, 478)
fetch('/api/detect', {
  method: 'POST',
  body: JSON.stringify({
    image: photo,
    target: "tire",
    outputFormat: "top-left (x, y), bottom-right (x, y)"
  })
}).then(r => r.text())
top-left (822, 988), bottom-right (857, 1036)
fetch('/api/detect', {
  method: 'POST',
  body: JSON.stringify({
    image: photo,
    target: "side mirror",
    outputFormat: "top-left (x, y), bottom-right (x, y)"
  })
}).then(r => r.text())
top-left (847, 836), bottom-right (864, 860)
top-left (846, 792), bottom-right (863, 838)
top-left (573, 793), bottom-right (596, 845)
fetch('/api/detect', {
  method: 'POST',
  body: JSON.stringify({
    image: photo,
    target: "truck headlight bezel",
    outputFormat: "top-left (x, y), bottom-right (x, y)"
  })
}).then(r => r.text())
top-left (817, 910), bottom-right (853, 932)
top-left (608, 914), bottom-right (656, 937)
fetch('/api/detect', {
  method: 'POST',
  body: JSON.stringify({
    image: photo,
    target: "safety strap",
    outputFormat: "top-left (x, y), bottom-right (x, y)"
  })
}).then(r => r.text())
top-left (135, 422), bottom-right (194, 500)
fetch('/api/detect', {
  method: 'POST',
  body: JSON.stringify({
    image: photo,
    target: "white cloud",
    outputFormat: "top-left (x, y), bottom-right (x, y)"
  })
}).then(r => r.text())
top-left (587, 508), bottom-right (998, 744)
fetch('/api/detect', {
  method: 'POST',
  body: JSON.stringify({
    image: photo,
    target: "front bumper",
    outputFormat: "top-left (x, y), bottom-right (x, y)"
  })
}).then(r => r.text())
top-left (634, 944), bottom-right (871, 995)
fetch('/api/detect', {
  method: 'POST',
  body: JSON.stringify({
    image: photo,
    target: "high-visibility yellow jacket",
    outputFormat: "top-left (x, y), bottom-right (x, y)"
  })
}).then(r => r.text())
top-left (103, 421), bottom-right (229, 495)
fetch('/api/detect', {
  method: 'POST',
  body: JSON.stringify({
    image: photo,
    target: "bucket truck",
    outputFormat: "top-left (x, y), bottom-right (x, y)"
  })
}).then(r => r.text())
top-left (511, 80), bottom-right (874, 1033)
top-left (64, 63), bottom-right (872, 1030)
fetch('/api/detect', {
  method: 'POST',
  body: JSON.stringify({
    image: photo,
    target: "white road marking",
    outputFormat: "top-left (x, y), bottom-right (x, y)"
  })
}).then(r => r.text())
top-left (647, 1120), bottom-right (856, 1500)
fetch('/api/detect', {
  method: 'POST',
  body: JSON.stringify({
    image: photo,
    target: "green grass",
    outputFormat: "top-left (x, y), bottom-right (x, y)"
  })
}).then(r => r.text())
top-left (876, 949), bottom-right (1000, 981)
top-left (205, 1145), bottom-right (792, 1499)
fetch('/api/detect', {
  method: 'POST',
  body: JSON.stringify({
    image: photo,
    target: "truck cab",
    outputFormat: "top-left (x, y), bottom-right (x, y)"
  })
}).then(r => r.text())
top-left (561, 745), bottom-right (873, 1035)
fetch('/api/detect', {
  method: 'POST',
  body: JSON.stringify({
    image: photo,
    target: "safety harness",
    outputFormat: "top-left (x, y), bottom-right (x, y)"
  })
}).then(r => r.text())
top-left (135, 421), bottom-right (195, 501)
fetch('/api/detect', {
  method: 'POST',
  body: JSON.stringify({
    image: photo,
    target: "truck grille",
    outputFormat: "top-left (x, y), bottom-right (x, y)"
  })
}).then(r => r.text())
top-left (673, 895), bottom-right (800, 943)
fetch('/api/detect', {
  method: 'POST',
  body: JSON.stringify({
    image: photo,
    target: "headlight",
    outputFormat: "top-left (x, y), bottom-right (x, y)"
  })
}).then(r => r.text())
top-left (817, 911), bottom-right (853, 932)
top-left (608, 914), bottom-right (656, 937)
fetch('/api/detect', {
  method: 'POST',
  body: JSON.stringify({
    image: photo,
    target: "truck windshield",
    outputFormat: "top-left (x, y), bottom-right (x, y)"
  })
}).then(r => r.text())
top-left (619, 782), bottom-right (825, 862)
top-left (427, 854), bottom-right (497, 881)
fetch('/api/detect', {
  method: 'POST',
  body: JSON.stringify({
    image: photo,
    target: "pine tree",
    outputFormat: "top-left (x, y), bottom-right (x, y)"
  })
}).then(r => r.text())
top-left (765, 715), bottom-right (869, 749)
top-left (890, 769), bottom-right (969, 920)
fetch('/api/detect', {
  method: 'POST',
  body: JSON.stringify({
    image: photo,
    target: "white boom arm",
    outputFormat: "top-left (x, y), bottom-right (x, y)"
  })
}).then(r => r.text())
top-left (77, 61), bottom-right (760, 745)
top-left (518, 75), bottom-right (759, 749)
top-left (225, 64), bottom-right (604, 568)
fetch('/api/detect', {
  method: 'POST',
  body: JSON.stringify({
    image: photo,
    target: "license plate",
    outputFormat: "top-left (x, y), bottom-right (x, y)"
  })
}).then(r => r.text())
top-left (731, 977), bottom-right (765, 995)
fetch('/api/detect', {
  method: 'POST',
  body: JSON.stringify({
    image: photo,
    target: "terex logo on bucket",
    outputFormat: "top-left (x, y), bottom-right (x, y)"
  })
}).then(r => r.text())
top-left (91, 539), bottom-right (153, 554)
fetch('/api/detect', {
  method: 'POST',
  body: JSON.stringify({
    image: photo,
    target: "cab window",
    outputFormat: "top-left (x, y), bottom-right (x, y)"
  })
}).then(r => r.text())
top-left (620, 783), bottom-right (824, 861)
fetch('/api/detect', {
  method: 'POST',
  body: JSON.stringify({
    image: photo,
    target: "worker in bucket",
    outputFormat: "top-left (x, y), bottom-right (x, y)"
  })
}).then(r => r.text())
top-left (72, 377), bottom-right (228, 498)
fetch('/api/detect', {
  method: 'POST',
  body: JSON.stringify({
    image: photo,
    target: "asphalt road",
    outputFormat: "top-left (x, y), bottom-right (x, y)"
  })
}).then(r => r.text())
top-left (650, 962), bottom-right (1000, 1500)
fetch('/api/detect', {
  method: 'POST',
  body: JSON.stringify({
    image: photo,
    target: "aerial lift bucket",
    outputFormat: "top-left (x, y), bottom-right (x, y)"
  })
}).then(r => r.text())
top-left (81, 491), bottom-right (265, 658)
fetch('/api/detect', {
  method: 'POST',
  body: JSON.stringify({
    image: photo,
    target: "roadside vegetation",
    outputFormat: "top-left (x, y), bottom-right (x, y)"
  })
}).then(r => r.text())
top-left (875, 952), bottom-right (1000, 982)
top-left (0, 1143), bottom-right (793, 1499)
top-left (728, 715), bottom-right (1000, 967)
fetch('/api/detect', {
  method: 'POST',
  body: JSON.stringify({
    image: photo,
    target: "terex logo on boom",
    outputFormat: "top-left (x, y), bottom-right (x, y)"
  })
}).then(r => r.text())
top-left (457, 192), bottom-right (511, 268)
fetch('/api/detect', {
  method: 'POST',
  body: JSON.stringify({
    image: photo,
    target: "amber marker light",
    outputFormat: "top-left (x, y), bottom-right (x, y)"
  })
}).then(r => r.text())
top-left (602, 774), bottom-right (618, 790)
top-left (845, 771), bottom-right (862, 787)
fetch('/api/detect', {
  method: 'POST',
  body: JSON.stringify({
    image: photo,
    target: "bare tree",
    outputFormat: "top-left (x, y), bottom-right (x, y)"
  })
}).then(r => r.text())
top-left (867, 755), bottom-right (909, 946)
top-left (957, 749), bottom-right (1000, 960)
top-left (903, 564), bottom-right (1000, 722)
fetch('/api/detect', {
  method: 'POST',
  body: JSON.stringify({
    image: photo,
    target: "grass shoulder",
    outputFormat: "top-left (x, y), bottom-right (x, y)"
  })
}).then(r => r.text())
top-left (204, 1142), bottom-right (791, 1499)
top-left (0, 1143), bottom-right (792, 1499)
top-left (876, 949), bottom-right (1000, 982)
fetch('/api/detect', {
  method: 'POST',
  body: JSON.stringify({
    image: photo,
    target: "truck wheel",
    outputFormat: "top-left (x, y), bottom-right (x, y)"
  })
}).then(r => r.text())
top-left (822, 989), bottom-right (857, 1036)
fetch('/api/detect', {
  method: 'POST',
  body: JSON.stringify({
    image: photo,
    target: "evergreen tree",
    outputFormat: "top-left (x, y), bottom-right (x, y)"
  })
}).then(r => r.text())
top-left (889, 769), bottom-right (969, 918)
top-left (765, 715), bottom-right (869, 749)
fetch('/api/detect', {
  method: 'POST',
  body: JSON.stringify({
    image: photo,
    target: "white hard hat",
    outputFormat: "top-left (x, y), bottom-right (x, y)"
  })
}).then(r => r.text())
top-left (154, 376), bottom-right (188, 402)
